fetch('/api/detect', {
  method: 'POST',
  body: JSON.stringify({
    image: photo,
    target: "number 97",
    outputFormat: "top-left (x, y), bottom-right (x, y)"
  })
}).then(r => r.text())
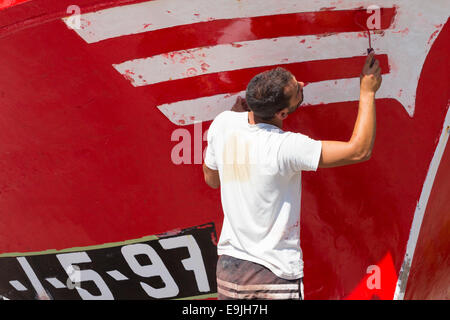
top-left (121, 244), bottom-right (179, 299)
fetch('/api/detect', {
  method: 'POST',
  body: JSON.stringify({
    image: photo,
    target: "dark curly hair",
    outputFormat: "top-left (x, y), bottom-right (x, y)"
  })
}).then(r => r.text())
top-left (245, 67), bottom-right (293, 120)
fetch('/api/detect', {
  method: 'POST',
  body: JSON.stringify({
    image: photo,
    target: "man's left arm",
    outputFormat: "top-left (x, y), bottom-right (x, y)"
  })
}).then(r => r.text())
top-left (203, 163), bottom-right (220, 189)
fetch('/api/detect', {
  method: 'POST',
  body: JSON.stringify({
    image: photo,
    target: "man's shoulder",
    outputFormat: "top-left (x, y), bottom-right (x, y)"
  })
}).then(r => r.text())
top-left (215, 110), bottom-right (241, 121)
top-left (210, 110), bottom-right (242, 128)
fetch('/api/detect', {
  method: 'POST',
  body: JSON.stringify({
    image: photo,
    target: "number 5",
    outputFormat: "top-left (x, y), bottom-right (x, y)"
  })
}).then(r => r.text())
top-left (57, 252), bottom-right (114, 300)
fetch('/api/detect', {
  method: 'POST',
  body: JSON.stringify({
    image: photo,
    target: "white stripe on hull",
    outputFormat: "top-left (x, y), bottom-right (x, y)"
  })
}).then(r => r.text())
top-left (112, 33), bottom-right (384, 86)
top-left (158, 77), bottom-right (364, 126)
top-left (63, 0), bottom-right (448, 120)
top-left (63, 0), bottom-right (398, 44)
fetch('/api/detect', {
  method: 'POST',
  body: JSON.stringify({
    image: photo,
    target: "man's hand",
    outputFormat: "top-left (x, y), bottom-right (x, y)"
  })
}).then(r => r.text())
top-left (231, 96), bottom-right (250, 112)
top-left (360, 51), bottom-right (382, 94)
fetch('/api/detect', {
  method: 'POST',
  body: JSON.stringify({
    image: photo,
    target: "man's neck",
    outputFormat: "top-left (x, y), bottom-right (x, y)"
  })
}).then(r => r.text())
top-left (248, 111), bottom-right (283, 129)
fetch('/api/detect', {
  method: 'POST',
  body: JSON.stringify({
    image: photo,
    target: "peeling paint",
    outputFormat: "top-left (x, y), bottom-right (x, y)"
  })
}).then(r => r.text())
top-left (428, 29), bottom-right (440, 44)
top-left (316, 32), bottom-right (338, 38)
top-left (319, 6), bottom-right (336, 11)
top-left (200, 62), bottom-right (210, 72)
top-left (392, 27), bottom-right (409, 36)
top-left (396, 255), bottom-right (412, 297)
top-left (122, 69), bottom-right (135, 83)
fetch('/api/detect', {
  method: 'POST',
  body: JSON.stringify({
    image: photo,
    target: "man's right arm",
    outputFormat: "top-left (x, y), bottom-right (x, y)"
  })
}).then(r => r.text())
top-left (318, 51), bottom-right (382, 168)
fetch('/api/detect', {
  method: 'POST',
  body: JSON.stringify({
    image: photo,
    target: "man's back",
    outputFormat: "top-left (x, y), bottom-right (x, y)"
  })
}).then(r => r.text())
top-left (204, 110), bottom-right (322, 279)
top-left (202, 58), bottom-right (381, 299)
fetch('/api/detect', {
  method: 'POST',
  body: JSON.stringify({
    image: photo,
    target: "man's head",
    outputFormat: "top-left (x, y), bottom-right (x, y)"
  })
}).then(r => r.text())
top-left (245, 67), bottom-right (304, 121)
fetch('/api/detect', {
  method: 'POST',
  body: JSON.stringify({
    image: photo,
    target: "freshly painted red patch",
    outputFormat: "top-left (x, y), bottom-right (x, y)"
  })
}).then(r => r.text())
top-left (345, 252), bottom-right (397, 300)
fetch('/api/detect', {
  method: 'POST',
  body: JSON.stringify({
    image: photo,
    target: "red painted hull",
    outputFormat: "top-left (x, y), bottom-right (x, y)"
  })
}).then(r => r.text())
top-left (0, 0), bottom-right (448, 300)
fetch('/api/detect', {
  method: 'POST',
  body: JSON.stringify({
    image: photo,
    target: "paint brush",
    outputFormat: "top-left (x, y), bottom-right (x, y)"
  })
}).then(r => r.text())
top-left (354, 9), bottom-right (376, 68)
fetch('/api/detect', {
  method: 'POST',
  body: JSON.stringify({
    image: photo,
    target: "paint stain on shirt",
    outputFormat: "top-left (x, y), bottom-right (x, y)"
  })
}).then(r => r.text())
top-left (222, 133), bottom-right (251, 182)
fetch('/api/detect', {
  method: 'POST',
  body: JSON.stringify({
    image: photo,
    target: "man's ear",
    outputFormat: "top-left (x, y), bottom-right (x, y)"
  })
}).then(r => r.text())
top-left (274, 108), bottom-right (289, 121)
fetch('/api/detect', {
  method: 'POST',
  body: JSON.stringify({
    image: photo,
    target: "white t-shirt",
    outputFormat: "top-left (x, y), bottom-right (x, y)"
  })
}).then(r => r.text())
top-left (204, 111), bottom-right (322, 280)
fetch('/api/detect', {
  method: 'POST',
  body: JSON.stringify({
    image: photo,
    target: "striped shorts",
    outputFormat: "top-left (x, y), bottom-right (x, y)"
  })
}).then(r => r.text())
top-left (216, 255), bottom-right (303, 300)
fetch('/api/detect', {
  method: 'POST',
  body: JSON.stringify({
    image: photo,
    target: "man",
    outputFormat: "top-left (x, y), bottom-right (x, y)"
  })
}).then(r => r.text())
top-left (203, 51), bottom-right (382, 300)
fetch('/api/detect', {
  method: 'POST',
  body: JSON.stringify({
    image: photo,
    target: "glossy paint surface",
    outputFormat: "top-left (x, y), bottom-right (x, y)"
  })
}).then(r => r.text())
top-left (404, 139), bottom-right (450, 300)
top-left (0, 0), bottom-right (448, 299)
